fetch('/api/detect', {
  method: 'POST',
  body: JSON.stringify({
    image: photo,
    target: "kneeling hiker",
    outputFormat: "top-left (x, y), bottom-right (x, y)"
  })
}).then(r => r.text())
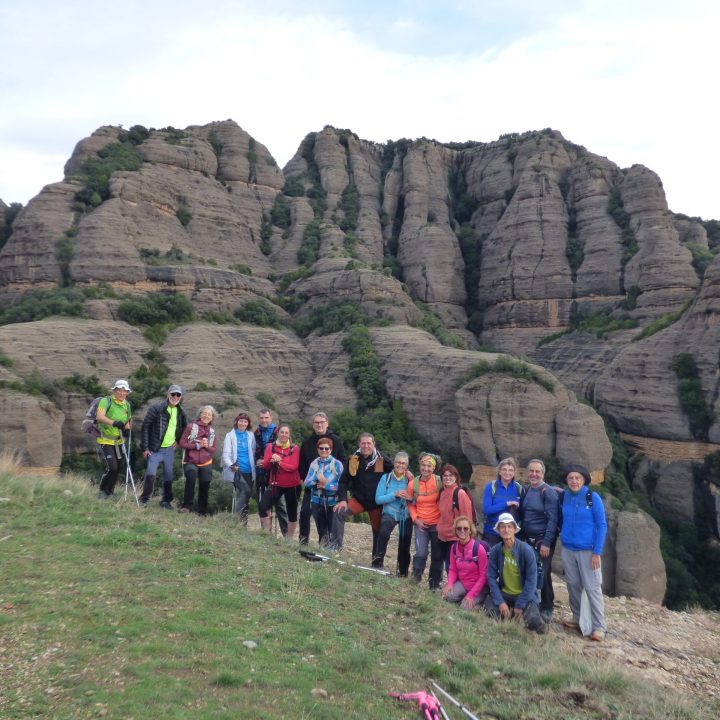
top-left (484, 513), bottom-right (546, 634)
top-left (442, 516), bottom-right (488, 609)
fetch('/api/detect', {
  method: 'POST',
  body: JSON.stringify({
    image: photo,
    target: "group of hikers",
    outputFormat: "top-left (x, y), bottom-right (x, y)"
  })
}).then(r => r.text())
top-left (93, 379), bottom-right (609, 641)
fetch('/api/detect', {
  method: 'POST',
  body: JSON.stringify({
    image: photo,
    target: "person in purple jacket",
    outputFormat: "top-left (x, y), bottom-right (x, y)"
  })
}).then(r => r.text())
top-left (559, 464), bottom-right (608, 641)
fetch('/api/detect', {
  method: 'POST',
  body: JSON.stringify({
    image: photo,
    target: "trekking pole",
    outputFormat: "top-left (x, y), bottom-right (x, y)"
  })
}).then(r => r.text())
top-left (299, 549), bottom-right (392, 576)
top-left (431, 682), bottom-right (479, 720)
top-left (120, 434), bottom-right (140, 506)
top-left (431, 692), bottom-right (451, 720)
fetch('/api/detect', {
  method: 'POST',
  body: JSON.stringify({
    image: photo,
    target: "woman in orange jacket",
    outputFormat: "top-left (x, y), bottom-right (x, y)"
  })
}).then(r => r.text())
top-left (408, 453), bottom-right (443, 590)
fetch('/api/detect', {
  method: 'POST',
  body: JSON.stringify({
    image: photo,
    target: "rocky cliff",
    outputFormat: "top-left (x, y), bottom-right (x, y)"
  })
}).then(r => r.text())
top-left (2, 119), bottom-right (719, 603)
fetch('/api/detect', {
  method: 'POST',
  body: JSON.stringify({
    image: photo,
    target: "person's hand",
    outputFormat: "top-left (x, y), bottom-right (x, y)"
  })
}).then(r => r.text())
top-left (333, 501), bottom-right (348, 513)
top-left (271, 453), bottom-right (282, 464)
top-left (461, 596), bottom-right (475, 610)
top-left (442, 585), bottom-right (451, 599)
top-left (143, 450), bottom-right (151, 459)
top-left (539, 544), bottom-right (550, 558)
top-left (499, 602), bottom-right (511, 619)
top-left (200, 438), bottom-right (209, 448)
top-left (415, 519), bottom-right (427, 529)
top-left (126, 420), bottom-right (132, 430)
top-left (317, 473), bottom-right (327, 489)
top-left (231, 464), bottom-right (238, 472)
top-left (591, 553), bottom-right (601, 571)
top-left (396, 489), bottom-right (411, 500)
top-left (513, 607), bottom-right (523, 619)
top-left (113, 420), bottom-right (125, 429)
top-left (507, 500), bottom-right (519, 509)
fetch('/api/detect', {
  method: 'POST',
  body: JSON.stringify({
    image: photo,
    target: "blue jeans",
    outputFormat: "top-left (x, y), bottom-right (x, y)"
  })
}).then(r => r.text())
top-left (412, 524), bottom-right (443, 589)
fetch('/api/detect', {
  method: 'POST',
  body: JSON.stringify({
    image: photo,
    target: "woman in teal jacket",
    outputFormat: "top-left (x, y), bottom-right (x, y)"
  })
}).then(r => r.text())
top-left (373, 452), bottom-right (414, 575)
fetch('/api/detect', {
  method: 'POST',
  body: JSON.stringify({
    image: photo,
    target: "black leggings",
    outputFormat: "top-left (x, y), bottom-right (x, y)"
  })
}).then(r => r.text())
top-left (182, 463), bottom-right (213, 514)
top-left (98, 443), bottom-right (124, 495)
top-left (259, 485), bottom-right (299, 522)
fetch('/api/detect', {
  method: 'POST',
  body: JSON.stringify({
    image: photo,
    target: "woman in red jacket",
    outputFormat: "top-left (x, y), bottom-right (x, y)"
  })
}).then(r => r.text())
top-left (179, 405), bottom-right (218, 515)
top-left (260, 425), bottom-right (301, 539)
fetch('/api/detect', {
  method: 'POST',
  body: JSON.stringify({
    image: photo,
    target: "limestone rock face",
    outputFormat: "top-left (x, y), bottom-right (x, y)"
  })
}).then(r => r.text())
top-left (610, 507), bottom-right (667, 604)
top-left (395, 144), bottom-right (468, 327)
top-left (290, 258), bottom-right (423, 326)
top-left (554, 403), bottom-right (613, 470)
top-left (0, 389), bottom-right (64, 466)
top-left (630, 455), bottom-right (696, 524)
top-left (369, 326), bottom-right (608, 470)
top-left (0, 182), bottom-right (76, 301)
top-left (162, 322), bottom-right (314, 420)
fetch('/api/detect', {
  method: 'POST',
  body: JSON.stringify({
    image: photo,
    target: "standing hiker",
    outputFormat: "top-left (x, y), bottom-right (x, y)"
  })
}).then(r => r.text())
top-left (178, 405), bottom-right (218, 515)
top-left (333, 433), bottom-right (393, 563)
top-left (221, 412), bottom-right (257, 526)
top-left (95, 379), bottom-right (133, 500)
top-left (139, 384), bottom-right (187, 509)
top-left (259, 425), bottom-right (302, 539)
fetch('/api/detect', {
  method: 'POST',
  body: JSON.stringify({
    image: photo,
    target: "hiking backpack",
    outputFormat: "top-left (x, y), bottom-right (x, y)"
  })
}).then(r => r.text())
top-left (452, 485), bottom-right (479, 525)
top-left (452, 538), bottom-right (490, 566)
top-left (81, 396), bottom-right (111, 437)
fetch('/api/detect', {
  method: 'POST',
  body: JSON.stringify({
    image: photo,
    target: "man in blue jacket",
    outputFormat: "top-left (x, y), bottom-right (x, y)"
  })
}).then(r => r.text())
top-left (519, 458), bottom-right (559, 622)
top-left (484, 512), bottom-right (546, 634)
top-left (560, 464), bottom-right (608, 641)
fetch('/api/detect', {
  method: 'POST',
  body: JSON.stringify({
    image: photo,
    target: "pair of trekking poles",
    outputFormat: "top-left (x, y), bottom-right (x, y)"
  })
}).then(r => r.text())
top-left (390, 682), bottom-right (479, 720)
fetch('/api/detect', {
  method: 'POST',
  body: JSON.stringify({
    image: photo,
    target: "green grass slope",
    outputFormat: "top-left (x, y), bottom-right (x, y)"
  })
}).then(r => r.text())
top-left (0, 460), bottom-right (713, 720)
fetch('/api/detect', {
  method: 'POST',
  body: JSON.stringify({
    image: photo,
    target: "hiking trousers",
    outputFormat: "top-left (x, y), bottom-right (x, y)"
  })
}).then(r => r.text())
top-left (98, 442), bottom-right (124, 496)
top-left (375, 514), bottom-right (412, 575)
top-left (561, 547), bottom-right (606, 632)
top-left (483, 591), bottom-right (544, 633)
top-left (232, 472), bottom-right (253, 525)
top-left (412, 524), bottom-right (443, 589)
top-left (182, 463), bottom-right (212, 514)
top-left (141, 446), bottom-right (176, 503)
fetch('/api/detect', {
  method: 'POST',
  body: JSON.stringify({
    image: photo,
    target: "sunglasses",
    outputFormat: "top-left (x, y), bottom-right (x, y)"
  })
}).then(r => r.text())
top-left (456, 527), bottom-right (471, 533)
top-left (170, 393), bottom-right (182, 397)
top-left (318, 446), bottom-right (331, 451)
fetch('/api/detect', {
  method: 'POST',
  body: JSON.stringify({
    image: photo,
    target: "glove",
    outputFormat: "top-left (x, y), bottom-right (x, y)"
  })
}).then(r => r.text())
top-left (113, 420), bottom-right (125, 429)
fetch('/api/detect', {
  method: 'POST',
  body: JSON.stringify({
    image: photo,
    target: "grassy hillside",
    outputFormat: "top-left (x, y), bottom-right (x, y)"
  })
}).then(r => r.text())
top-left (0, 457), bottom-right (713, 720)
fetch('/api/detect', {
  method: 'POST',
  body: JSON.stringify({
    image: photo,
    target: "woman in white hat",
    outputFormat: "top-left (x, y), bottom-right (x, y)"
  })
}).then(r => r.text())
top-left (95, 379), bottom-right (133, 499)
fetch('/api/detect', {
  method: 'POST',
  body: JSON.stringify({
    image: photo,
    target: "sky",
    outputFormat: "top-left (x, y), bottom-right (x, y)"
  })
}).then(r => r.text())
top-left (1, 0), bottom-right (717, 219)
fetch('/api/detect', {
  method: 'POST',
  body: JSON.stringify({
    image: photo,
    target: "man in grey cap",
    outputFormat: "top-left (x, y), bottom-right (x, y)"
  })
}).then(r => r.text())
top-left (139, 384), bottom-right (188, 508)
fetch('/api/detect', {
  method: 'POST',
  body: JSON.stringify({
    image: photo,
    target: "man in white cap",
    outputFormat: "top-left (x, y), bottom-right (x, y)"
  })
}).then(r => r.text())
top-left (95, 379), bottom-right (133, 499)
top-left (483, 512), bottom-right (546, 634)
top-left (139, 384), bottom-right (188, 508)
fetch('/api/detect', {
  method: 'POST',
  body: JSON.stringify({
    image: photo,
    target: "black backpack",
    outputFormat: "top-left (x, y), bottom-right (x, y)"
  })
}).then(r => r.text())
top-left (452, 485), bottom-right (479, 525)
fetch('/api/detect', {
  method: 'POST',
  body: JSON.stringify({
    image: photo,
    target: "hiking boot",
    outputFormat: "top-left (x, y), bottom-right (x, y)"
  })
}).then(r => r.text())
top-left (139, 498), bottom-right (149, 508)
top-left (540, 609), bottom-right (553, 623)
top-left (96, 490), bottom-right (110, 500)
top-left (590, 629), bottom-right (605, 642)
top-left (535, 622), bottom-right (549, 635)
top-left (178, 506), bottom-right (190, 513)
top-left (159, 501), bottom-right (173, 510)
top-left (562, 618), bottom-right (580, 630)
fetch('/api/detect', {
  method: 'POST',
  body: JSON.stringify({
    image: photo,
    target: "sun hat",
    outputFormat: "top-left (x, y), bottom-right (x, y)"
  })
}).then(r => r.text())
top-left (112, 379), bottom-right (131, 393)
top-left (494, 512), bottom-right (521, 532)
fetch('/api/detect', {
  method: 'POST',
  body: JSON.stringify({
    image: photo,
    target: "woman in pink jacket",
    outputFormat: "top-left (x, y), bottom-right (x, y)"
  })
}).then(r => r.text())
top-left (442, 516), bottom-right (488, 610)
